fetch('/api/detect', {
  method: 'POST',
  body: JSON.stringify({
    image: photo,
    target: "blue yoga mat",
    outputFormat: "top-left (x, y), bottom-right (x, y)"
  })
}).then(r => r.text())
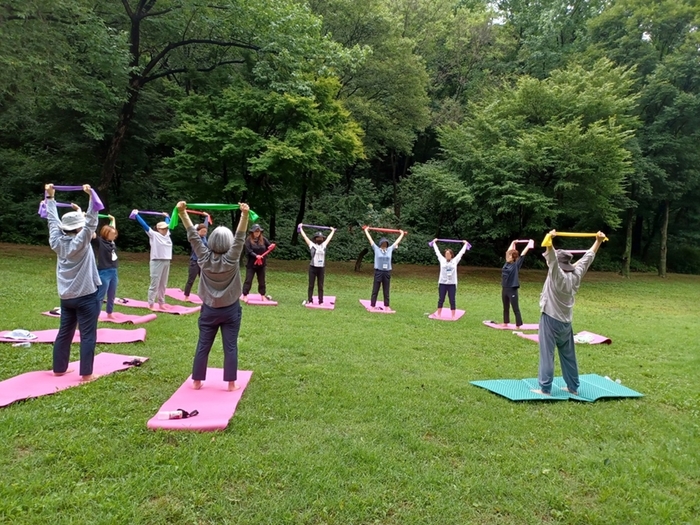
top-left (470, 374), bottom-right (643, 402)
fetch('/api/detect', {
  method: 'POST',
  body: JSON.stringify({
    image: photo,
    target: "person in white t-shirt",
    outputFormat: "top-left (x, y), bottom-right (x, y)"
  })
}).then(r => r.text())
top-left (299, 226), bottom-right (336, 305)
top-left (133, 210), bottom-right (173, 310)
top-left (432, 239), bottom-right (469, 318)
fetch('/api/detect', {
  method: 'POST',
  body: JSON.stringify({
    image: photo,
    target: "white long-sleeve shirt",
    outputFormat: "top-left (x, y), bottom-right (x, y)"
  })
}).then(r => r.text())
top-left (433, 243), bottom-right (468, 285)
top-left (539, 248), bottom-right (596, 323)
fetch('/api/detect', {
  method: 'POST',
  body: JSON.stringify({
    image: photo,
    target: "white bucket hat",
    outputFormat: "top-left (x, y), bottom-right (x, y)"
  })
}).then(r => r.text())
top-left (60, 211), bottom-right (85, 232)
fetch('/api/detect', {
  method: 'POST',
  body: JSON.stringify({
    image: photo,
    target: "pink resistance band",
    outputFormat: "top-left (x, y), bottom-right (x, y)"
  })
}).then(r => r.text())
top-left (253, 243), bottom-right (277, 265)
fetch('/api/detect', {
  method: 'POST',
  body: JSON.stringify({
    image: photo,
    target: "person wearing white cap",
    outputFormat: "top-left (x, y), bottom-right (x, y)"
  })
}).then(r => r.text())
top-left (132, 210), bottom-right (172, 310)
top-left (532, 229), bottom-right (607, 397)
top-left (44, 183), bottom-right (101, 381)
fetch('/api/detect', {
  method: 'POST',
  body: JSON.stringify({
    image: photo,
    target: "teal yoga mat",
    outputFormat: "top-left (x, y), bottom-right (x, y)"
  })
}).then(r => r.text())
top-left (470, 374), bottom-right (643, 402)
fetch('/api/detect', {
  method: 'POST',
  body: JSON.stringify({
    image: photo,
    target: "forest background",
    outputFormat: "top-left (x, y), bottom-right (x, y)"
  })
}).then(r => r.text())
top-left (1, 0), bottom-right (698, 275)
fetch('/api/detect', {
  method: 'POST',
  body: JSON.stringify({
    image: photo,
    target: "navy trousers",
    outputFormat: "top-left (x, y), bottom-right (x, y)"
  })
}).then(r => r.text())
top-left (502, 286), bottom-right (523, 326)
top-left (370, 270), bottom-right (391, 307)
top-left (192, 301), bottom-right (242, 382)
top-left (437, 283), bottom-right (456, 310)
top-left (53, 290), bottom-right (100, 376)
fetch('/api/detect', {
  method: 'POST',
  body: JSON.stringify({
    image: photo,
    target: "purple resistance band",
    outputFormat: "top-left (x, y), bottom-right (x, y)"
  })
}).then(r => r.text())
top-left (297, 223), bottom-right (333, 233)
top-left (129, 210), bottom-right (168, 220)
top-left (428, 239), bottom-right (472, 250)
top-left (48, 185), bottom-right (105, 212)
top-left (37, 200), bottom-right (73, 218)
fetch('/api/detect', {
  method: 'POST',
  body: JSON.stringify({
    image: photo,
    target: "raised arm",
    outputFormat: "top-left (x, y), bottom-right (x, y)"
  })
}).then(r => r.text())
top-left (229, 203), bottom-right (250, 259)
top-left (323, 227), bottom-right (336, 246)
top-left (520, 242), bottom-right (531, 257)
top-left (108, 214), bottom-right (116, 228)
top-left (432, 239), bottom-right (445, 263)
top-left (45, 184), bottom-right (63, 251)
top-left (507, 240), bottom-right (516, 256)
top-left (590, 231), bottom-right (606, 254)
top-left (176, 201), bottom-right (194, 230)
top-left (298, 225), bottom-right (312, 248)
top-left (453, 241), bottom-right (469, 265)
top-left (132, 210), bottom-right (151, 233)
top-left (363, 226), bottom-right (375, 246)
top-left (392, 230), bottom-right (406, 248)
top-left (83, 185), bottom-right (98, 234)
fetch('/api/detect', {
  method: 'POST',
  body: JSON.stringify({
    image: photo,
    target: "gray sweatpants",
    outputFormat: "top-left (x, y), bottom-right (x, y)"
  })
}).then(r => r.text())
top-left (148, 259), bottom-right (170, 306)
top-left (538, 312), bottom-right (579, 394)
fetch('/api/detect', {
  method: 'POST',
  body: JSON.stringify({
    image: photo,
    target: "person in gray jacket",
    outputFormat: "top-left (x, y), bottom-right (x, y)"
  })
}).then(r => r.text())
top-left (532, 230), bottom-right (606, 396)
top-left (175, 200), bottom-right (250, 392)
top-left (432, 240), bottom-right (469, 318)
top-left (45, 183), bottom-right (101, 381)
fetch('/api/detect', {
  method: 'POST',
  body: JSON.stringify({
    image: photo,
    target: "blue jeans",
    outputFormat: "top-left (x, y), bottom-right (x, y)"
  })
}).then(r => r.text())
top-left (97, 268), bottom-right (118, 314)
top-left (53, 290), bottom-right (100, 376)
top-left (538, 312), bottom-right (579, 394)
top-left (192, 301), bottom-right (242, 382)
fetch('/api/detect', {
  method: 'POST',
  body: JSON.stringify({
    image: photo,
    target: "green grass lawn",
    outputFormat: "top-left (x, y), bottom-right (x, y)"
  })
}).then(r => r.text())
top-left (0, 243), bottom-right (698, 525)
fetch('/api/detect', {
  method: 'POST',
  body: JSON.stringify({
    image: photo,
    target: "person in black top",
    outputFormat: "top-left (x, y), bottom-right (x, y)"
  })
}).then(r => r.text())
top-left (501, 240), bottom-right (531, 328)
top-left (183, 222), bottom-right (209, 300)
top-left (242, 224), bottom-right (272, 300)
top-left (91, 215), bottom-right (119, 319)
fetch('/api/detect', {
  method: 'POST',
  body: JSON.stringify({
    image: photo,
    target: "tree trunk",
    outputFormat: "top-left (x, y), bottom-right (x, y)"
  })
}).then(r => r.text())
top-left (622, 208), bottom-right (635, 277)
top-left (354, 248), bottom-right (369, 272)
top-left (98, 86), bottom-right (140, 193)
top-left (269, 211), bottom-right (276, 241)
top-left (291, 180), bottom-right (307, 245)
top-left (659, 199), bottom-right (669, 278)
top-left (390, 150), bottom-right (400, 218)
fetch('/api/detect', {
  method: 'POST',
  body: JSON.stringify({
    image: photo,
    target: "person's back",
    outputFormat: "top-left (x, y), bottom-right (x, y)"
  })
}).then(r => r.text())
top-left (539, 249), bottom-right (595, 323)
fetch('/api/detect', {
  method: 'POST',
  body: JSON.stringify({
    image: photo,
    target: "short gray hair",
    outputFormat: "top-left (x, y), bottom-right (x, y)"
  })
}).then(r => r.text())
top-left (208, 226), bottom-right (234, 254)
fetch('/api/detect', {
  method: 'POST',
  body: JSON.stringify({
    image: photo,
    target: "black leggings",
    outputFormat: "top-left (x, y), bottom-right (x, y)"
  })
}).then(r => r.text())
top-left (438, 284), bottom-right (456, 310)
top-left (502, 286), bottom-right (523, 326)
top-left (370, 270), bottom-right (391, 307)
top-left (242, 264), bottom-right (266, 296)
top-left (308, 266), bottom-right (325, 303)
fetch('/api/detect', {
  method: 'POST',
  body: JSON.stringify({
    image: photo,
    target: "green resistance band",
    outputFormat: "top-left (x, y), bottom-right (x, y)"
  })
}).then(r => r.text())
top-left (169, 204), bottom-right (259, 229)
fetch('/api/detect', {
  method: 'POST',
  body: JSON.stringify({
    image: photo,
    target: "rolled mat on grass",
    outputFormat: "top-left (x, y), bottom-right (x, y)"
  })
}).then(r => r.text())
top-left (483, 320), bottom-right (539, 331)
top-left (114, 298), bottom-right (201, 315)
top-left (514, 330), bottom-right (612, 345)
top-left (147, 369), bottom-right (253, 431)
top-left (359, 300), bottom-right (395, 314)
top-left (0, 353), bottom-right (149, 408)
top-left (0, 328), bottom-right (147, 344)
top-left (42, 311), bottom-right (157, 325)
top-left (470, 374), bottom-right (643, 402)
top-left (429, 309), bottom-right (465, 321)
top-left (165, 288), bottom-right (203, 304)
top-left (305, 296), bottom-right (336, 310)
top-left (241, 294), bottom-right (278, 306)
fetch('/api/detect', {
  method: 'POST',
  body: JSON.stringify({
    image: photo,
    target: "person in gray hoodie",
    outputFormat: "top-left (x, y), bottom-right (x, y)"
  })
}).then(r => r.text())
top-left (175, 200), bottom-right (250, 392)
top-left (532, 230), bottom-right (606, 396)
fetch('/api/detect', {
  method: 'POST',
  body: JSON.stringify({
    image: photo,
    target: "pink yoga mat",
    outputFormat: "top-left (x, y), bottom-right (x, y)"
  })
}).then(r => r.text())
top-left (0, 328), bottom-right (146, 344)
top-left (114, 298), bottom-right (201, 315)
top-left (429, 309), bottom-right (465, 321)
top-left (305, 296), bottom-right (336, 310)
top-left (514, 331), bottom-right (612, 345)
top-left (42, 311), bottom-right (157, 325)
top-left (165, 288), bottom-right (203, 304)
top-left (359, 299), bottom-right (395, 314)
top-left (147, 369), bottom-right (253, 431)
top-left (241, 294), bottom-right (278, 306)
top-left (483, 320), bottom-right (539, 331)
top-left (0, 352), bottom-right (149, 408)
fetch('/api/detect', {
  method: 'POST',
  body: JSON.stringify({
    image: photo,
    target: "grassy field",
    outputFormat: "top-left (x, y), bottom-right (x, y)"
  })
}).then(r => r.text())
top-left (0, 242), bottom-right (698, 525)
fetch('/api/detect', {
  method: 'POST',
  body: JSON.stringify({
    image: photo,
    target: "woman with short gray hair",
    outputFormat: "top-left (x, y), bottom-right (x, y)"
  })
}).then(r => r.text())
top-left (174, 200), bottom-right (250, 391)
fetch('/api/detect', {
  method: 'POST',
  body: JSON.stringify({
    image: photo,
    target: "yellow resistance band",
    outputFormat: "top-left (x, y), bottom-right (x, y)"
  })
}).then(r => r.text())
top-left (541, 232), bottom-right (609, 248)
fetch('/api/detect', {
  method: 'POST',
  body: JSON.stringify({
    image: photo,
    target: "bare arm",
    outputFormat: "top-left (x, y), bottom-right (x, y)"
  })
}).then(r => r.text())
top-left (507, 240), bottom-right (516, 256)
top-left (298, 225), bottom-right (312, 248)
top-left (590, 231), bottom-right (606, 253)
top-left (520, 243), bottom-right (531, 257)
top-left (364, 227), bottom-right (375, 246)
top-left (323, 227), bottom-right (336, 246)
top-left (392, 230), bottom-right (406, 248)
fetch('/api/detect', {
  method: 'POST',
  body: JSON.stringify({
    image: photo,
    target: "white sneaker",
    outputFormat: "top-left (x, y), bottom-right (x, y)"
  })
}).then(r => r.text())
top-left (302, 300), bottom-right (307, 306)
top-left (265, 295), bottom-right (273, 301)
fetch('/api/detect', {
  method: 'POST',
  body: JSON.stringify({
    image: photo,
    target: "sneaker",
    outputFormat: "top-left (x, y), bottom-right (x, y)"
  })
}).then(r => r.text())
top-left (265, 295), bottom-right (273, 301)
top-left (302, 300), bottom-right (308, 306)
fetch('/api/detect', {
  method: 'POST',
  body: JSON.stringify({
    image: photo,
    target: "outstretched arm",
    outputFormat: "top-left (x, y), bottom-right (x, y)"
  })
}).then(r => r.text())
top-left (323, 227), bottom-right (336, 246)
top-left (432, 239), bottom-right (445, 262)
top-left (590, 231), bottom-right (606, 254)
top-left (176, 201), bottom-right (194, 229)
top-left (363, 227), bottom-right (375, 246)
top-left (392, 230), bottom-right (406, 248)
top-left (507, 240), bottom-right (516, 255)
top-left (453, 241), bottom-right (469, 265)
top-left (132, 210), bottom-right (151, 233)
top-left (229, 203), bottom-right (250, 259)
top-left (520, 242), bottom-right (531, 257)
top-left (108, 214), bottom-right (116, 228)
top-left (298, 225), bottom-right (312, 248)
top-left (237, 203), bottom-right (250, 233)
